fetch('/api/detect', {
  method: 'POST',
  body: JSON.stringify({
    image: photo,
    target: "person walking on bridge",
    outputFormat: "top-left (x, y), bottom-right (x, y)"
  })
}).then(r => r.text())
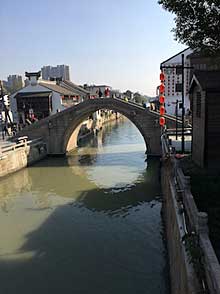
top-left (98, 88), bottom-right (103, 98)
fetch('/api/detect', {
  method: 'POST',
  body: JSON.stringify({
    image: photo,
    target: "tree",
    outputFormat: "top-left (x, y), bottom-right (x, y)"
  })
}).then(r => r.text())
top-left (133, 92), bottom-right (147, 104)
top-left (124, 90), bottom-right (133, 100)
top-left (158, 0), bottom-right (220, 54)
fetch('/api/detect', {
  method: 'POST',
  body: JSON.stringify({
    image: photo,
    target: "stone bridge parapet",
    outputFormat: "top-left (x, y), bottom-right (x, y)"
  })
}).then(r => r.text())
top-left (15, 98), bottom-right (177, 156)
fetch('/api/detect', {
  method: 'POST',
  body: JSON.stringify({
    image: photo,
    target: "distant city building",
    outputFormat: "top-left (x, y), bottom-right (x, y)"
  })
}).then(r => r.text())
top-left (41, 65), bottom-right (70, 81)
top-left (3, 75), bottom-right (23, 94)
top-left (83, 84), bottom-right (112, 98)
top-left (111, 89), bottom-right (124, 99)
top-left (24, 78), bottom-right (30, 87)
top-left (160, 48), bottom-right (193, 116)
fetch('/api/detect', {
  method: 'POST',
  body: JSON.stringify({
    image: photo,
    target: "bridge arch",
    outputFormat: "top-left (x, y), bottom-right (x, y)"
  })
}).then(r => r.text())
top-left (62, 102), bottom-right (151, 154)
top-left (15, 98), bottom-right (162, 156)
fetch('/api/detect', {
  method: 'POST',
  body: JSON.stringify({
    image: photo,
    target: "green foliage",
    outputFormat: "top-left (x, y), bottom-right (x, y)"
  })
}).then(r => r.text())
top-left (133, 93), bottom-right (147, 104)
top-left (183, 233), bottom-right (206, 282)
top-left (158, 0), bottom-right (220, 54)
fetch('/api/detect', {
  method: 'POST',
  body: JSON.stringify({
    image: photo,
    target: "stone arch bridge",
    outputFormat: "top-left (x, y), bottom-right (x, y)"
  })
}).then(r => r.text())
top-left (15, 98), bottom-right (179, 156)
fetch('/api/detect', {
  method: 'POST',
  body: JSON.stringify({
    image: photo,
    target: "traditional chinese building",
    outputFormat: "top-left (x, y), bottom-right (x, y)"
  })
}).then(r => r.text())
top-left (189, 70), bottom-right (220, 169)
top-left (160, 48), bottom-right (193, 116)
top-left (10, 72), bottom-right (87, 124)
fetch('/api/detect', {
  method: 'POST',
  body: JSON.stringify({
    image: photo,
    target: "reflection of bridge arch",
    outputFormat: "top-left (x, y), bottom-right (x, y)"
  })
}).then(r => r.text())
top-left (16, 98), bottom-right (164, 156)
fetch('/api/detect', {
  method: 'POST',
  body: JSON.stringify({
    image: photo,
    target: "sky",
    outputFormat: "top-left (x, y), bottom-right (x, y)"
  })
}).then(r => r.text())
top-left (0, 0), bottom-right (186, 96)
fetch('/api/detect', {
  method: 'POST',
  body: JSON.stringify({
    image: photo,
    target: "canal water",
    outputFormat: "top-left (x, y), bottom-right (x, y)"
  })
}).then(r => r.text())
top-left (0, 118), bottom-right (169, 294)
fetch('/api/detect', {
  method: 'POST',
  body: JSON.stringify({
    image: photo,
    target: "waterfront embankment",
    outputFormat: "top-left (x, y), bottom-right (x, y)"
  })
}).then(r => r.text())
top-left (161, 136), bottom-right (220, 294)
top-left (0, 138), bottom-right (47, 178)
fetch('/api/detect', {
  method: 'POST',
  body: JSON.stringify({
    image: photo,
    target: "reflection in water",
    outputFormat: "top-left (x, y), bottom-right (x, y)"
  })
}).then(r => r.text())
top-left (0, 118), bottom-right (169, 294)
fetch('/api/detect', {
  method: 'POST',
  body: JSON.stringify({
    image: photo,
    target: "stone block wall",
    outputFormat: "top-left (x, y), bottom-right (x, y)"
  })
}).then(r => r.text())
top-left (0, 143), bottom-right (47, 178)
top-left (161, 159), bottom-right (200, 294)
top-left (161, 136), bottom-right (220, 294)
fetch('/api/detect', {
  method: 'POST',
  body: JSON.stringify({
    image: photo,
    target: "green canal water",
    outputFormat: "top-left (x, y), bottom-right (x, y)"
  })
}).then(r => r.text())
top-left (0, 118), bottom-right (170, 294)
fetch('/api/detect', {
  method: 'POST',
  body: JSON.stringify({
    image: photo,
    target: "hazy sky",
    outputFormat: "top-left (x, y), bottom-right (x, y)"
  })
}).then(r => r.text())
top-left (0, 0), bottom-right (186, 96)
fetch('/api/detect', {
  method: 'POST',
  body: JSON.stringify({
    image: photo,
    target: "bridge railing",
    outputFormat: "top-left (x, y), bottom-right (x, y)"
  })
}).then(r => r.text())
top-left (0, 137), bottom-right (44, 157)
top-left (161, 135), bottom-right (220, 294)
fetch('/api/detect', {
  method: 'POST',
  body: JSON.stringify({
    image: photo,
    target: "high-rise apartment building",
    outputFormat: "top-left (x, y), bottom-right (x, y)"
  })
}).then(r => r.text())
top-left (41, 65), bottom-right (70, 81)
top-left (3, 75), bottom-right (23, 93)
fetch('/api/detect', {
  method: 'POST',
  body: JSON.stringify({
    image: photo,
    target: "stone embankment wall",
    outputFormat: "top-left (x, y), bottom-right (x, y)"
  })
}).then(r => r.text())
top-left (95, 111), bottom-right (121, 131)
top-left (161, 137), bottom-right (220, 294)
top-left (77, 111), bottom-right (121, 141)
top-left (0, 140), bottom-right (47, 178)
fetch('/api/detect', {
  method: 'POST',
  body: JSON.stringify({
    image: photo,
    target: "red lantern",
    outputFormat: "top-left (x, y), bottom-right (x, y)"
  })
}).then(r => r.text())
top-left (159, 95), bottom-right (165, 104)
top-left (159, 117), bottom-right (165, 126)
top-left (160, 106), bottom-right (165, 116)
top-left (160, 72), bottom-right (165, 82)
top-left (159, 83), bottom-right (165, 94)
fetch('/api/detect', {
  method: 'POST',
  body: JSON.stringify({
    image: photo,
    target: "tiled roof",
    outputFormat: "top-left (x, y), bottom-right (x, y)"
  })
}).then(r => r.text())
top-left (39, 82), bottom-right (79, 96)
top-left (60, 81), bottom-right (90, 95)
top-left (160, 47), bottom-right (191, 65)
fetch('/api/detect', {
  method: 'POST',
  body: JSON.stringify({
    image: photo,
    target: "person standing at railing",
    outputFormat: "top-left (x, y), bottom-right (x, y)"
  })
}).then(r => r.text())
top-left (104, 88), bottom-right (110, 97)
top-left (3, 125), bottom-right (9, 137)
top-left (98, 88), bottom-right (103, 98)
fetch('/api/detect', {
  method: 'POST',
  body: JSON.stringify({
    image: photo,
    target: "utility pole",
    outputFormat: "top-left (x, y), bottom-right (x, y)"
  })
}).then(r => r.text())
top-left (175, 100), bottom-right (178, 140)
top-left (181, 54), bottom-right (185, 153)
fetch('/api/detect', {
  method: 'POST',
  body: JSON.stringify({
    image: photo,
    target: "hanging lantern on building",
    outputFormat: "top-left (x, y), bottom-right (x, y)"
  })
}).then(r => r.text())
top-left (159, 72), bottom-right (166, 128)
top-left (159, 95), bottom-right (165, 104)
top-left (160, 72), bottom-right (165, 82)
top-left (160, 105), bottom-right (165, 116)
top-left (159, 117), bottom-right (165, 126)
top-left (159, 83), bottom-right (165, 94)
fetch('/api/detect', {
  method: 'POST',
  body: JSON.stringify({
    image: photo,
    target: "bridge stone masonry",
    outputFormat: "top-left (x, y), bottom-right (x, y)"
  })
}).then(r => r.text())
top-left (15, 98), bottom-right (179, 156)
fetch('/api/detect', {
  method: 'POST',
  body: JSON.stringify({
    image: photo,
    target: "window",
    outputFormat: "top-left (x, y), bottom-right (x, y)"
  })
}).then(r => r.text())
top-left (196, 92), bottom-right (201, 118)
top-left (179, 102), bottom-right (183, 109)
top-left (175, 83), bottom-right (182, 92)
top-left (176, 66), bottom-right (182, 75)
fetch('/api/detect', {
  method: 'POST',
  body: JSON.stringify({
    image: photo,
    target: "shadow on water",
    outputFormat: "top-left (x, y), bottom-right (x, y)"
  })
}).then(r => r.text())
top-left (0, 119), bottom-right (170, 294)
top-left (74, 158), bottom-right (162, 214)
top-left (31, 150), bottom-right (147, 168)
top-left (0, 156), bottom-right (161, 213)
top-left (0, 160), bottom-right (169, 294)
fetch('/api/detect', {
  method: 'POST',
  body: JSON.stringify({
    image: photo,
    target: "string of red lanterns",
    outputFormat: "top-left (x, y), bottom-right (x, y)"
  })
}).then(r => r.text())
top-left (159, 71), bottom-right (166, 127)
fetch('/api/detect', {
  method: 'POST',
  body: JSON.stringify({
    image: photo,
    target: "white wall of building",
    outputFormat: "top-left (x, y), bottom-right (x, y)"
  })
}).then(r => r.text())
top-left (10, 82), bottom-right (65, 122)
top-left (51, 91), bottom-right (65, 114)
top-left (161, 48), bottom-right (193, 116)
